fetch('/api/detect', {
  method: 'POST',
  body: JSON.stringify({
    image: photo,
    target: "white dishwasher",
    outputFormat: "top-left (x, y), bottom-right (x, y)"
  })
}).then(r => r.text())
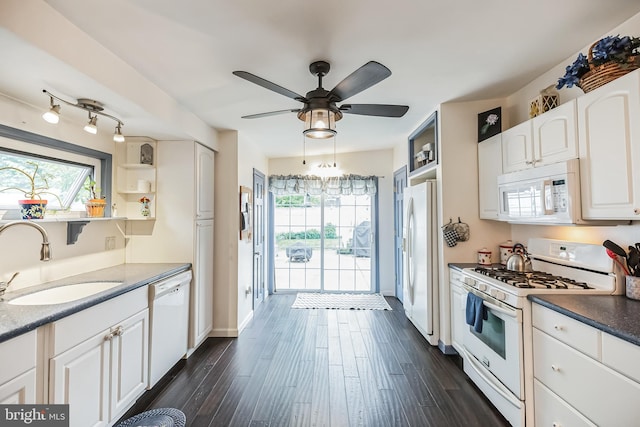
top-left (148, 270), bottom-right (192, 388)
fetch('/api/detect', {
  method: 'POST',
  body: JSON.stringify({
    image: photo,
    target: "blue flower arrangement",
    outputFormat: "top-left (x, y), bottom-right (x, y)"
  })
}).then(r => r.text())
top-left (556, 35), bottom-right (640, 89)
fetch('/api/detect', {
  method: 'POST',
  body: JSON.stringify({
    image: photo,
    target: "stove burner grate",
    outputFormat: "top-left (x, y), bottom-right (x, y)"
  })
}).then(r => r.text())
top-left (473, 267), bottom-right (591, 290)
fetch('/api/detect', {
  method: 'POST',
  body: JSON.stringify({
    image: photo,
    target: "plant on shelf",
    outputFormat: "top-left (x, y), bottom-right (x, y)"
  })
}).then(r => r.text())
top-left (84, 178), bottom-right (107, 218)
top-left (0, 162), bottom-right (63, 219)
top-left (556, 35), bottom-right (640, 91)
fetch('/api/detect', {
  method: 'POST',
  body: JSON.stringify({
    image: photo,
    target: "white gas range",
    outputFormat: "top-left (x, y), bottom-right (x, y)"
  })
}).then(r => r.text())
top-left (451, 238), bottom-right (623, 427)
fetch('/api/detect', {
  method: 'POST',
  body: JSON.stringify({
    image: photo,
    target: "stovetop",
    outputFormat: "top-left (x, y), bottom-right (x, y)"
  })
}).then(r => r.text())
top-left (473, 266), bottom-right (592, 290)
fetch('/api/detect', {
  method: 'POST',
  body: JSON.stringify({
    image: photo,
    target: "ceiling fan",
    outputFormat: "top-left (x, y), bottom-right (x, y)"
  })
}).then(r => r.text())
top-left (233, 60), bottom-right (409, 138)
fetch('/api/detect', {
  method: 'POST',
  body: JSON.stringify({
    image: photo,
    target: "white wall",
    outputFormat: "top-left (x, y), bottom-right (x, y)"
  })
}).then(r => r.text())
top-left (237, 133), bottom-right (269, 330)
top-left (269, 148), bottom-right (396, 295)
top-left (213, 131), bottom-right (239, 336)
top-left (0, 93), bottom-right (125, 291)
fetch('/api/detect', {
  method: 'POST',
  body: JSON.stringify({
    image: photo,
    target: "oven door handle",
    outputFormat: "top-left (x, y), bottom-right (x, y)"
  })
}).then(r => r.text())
top-left (482, 299), bottom-right (518, 319)
top-left (462, 284), bottom-right (519, 320)
top-left (462, 346), bottom-right (523, 409)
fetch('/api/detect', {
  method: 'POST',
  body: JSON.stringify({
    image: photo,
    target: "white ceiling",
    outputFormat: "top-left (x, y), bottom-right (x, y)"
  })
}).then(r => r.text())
top-left (2, 0), bottom-right (640, 158)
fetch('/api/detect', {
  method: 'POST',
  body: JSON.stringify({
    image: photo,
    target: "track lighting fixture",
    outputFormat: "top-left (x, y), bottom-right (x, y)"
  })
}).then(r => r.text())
top-left (42, 89), bottom-right (125, 142)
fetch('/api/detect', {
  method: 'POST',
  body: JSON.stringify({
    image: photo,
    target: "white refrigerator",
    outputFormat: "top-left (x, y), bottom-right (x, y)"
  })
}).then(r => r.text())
top-left (403, 180), bottom-right (439, 345)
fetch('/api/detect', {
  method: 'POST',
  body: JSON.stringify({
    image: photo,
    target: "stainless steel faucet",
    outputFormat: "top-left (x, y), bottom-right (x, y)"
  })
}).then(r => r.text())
top-left (0, 221), bottom-right (52, 296)
top-left (0, 220), bottom-right (51, 261)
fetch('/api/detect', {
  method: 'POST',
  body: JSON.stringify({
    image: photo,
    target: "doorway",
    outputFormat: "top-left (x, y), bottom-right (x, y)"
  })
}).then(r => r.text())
top-left (393, 166), bottom-right (407, 301)
top-left (253, 169), bottom-right (266, 307)
top-left (273, 192), bottom-right (376, 292)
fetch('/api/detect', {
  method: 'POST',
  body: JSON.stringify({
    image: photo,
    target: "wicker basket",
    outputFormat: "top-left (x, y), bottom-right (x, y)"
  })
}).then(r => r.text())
top-left (578, 41), bottom-right (639, 93)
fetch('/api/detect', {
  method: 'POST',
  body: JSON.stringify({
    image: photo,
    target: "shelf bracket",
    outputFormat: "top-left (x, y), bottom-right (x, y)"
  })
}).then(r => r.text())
top-left (67, 220), bottom-right (90, 245)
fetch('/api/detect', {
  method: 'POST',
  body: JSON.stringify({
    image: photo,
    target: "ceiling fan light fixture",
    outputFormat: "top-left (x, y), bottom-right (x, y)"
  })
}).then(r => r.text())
top-left (303, 108), bottom-right (336, 139)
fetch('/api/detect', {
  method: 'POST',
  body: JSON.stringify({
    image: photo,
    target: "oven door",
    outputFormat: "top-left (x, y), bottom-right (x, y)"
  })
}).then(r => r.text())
top-left (461, 285), bottom-right (524, 399)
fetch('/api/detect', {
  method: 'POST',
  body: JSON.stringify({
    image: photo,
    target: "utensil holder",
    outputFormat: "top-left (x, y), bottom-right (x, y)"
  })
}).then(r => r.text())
top-left (625, 275), bottom-right (640, 300)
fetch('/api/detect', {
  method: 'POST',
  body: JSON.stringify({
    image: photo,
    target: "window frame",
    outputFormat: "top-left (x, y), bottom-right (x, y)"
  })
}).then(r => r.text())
top-left (0, 124), bottom-right (112, 216)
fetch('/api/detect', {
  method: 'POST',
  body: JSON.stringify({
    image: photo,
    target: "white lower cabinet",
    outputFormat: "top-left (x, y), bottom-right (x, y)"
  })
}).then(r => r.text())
top-left (532, 303), bottom-right (640, 426)
top-left (449, 269), bottom-right (466, 353)
top-left (0, 330), bottom-right (37, 403)
top-left (49, 286), bottom-right (149, 427)
top-left (193, 219), bottom-right (214, 347)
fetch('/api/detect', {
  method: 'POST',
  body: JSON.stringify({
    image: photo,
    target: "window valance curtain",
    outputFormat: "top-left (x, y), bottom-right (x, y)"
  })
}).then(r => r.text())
top-left (269, 174), bottom-right (377, 196)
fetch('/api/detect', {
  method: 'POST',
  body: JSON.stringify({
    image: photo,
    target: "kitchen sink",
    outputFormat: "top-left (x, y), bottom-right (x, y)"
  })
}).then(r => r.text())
top-left (7, 281), bottom-right (123, 305)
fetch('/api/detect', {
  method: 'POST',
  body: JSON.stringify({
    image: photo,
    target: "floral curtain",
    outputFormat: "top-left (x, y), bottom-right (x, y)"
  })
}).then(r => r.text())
top-left (268, 174), bottom-right (377, 196)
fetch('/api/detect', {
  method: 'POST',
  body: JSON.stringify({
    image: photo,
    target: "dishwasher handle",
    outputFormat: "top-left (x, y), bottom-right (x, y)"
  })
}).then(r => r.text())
top-left (150, 270), bottom-right (192, 300)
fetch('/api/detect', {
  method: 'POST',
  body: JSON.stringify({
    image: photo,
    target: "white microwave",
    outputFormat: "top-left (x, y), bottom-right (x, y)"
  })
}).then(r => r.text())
top-left (497, 159), bottom-right (582, 224)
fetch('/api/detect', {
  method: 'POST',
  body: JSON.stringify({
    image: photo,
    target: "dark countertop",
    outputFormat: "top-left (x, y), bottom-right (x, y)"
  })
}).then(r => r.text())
top-left (449, 263), bottom-right (505, 271)
top-left (0, 263), bottom-right (191, 343)
top-left (528, 294), bottom-right (640, 347)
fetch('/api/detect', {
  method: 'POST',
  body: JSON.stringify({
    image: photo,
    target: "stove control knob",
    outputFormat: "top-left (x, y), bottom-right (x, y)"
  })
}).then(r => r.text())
top-left (478, 283), bottom-right (487, 291)
top-left (493, 290), bottom-right (506, 300)
top-left (464, 277), bottom-right (475, 287)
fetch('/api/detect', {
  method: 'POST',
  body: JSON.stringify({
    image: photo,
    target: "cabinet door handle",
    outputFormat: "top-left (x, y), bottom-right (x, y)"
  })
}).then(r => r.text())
top-left (525, 160), bottom-right (534, 165)
top-left (104, 331), bottom-right (115, 341)
top-left (551, 364), bottom-right (560, 372)
top-left (554, 324), bottom-right (563, 331)
top-left (113, 326), bottom-right (124, 337)
top-left (634, 208), bottom-right (640, 215)
top-left (552, 423), bottom-right (561, 427)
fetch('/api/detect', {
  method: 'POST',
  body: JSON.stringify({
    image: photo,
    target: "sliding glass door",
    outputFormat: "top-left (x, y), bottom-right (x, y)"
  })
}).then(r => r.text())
top-left (273, 193), bottom-right (374, 292)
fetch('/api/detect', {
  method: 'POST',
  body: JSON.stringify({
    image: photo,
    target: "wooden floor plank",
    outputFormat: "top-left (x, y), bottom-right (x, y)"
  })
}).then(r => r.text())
top-left (120, 294), bottom-right (509, 427)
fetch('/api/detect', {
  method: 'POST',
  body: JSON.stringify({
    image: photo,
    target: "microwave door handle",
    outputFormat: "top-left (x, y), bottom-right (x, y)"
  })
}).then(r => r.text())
top-left (542, 179), bottom-right (554, 215)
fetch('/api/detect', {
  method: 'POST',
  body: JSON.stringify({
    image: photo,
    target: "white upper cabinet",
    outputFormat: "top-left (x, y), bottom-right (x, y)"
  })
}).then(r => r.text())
top-left (501, 121), bottom-right (533, 173)
top-left (195, 143), bottom-right (215, 220)
top-left (532, 100), bottom-right (578, 167)
top-left (478, 134), bottom-right (502, 219)
top-left (502, 101), bottom-right (578, 174)
top-left (577, 70), bottom-right (640, 220)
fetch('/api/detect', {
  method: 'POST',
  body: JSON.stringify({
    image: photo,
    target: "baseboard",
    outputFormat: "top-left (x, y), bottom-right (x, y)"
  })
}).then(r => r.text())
top-left (209, 328), bottom-right (238, 337)
top-left (238, 310), bottom-right (254, 334)
top-left (438, 340), bottom-right (459, 355)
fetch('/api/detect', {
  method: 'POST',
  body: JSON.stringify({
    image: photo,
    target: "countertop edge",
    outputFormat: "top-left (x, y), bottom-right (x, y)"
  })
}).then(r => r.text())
top-left (528, 295), bottom-right (640, 347)
top-left (0, 263), bottom-right (191, 344)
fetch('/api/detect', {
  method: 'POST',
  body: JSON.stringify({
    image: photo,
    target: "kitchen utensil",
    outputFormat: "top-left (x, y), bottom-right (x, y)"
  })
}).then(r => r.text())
top-left (506, 243), bottom-right (532, 272)
top-left (627, 245), bottom-right (639, 276)
top-left (606, 248), bottom-right (630, 275)
top-left (603, 239), bottom-right (628, 260)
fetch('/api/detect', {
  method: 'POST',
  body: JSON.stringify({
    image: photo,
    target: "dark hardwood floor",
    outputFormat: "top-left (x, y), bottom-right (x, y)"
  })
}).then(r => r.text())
top-left (119, 294), bottom-right (509, 426)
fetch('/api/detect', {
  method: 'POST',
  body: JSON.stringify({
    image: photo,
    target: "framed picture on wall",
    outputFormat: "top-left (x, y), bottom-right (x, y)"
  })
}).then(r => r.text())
top-left (477, 107), bottom-right (501, 142)
top-left (239, 186), bottom-right (252, 241)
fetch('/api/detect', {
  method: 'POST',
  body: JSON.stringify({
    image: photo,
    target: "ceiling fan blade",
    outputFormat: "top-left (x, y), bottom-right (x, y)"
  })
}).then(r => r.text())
top-left (241, 109), bottom-right (300, 119)
top-left (233, 71), bottom-right (307, 101)
top-left (328, 61), bottom-right (392, 102)
top-left (340, 104), bottom-right (409, 117)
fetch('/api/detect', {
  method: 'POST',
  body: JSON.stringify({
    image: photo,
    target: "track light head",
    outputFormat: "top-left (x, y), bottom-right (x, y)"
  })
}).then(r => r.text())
top-left (84, 114), bottom-right (98, 135)
top-left (42, 97), bottom-right (61, 124)
top-left (113, 123), bottom-right (125, 143)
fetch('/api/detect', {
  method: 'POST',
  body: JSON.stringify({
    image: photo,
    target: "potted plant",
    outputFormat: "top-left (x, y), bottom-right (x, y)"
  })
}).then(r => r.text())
top-left (84, 179), bottom-right (107, 218)
top-left (557, 35), bottom-right (640, 92)
top-left (0, 162), bottom-right (62, 219)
